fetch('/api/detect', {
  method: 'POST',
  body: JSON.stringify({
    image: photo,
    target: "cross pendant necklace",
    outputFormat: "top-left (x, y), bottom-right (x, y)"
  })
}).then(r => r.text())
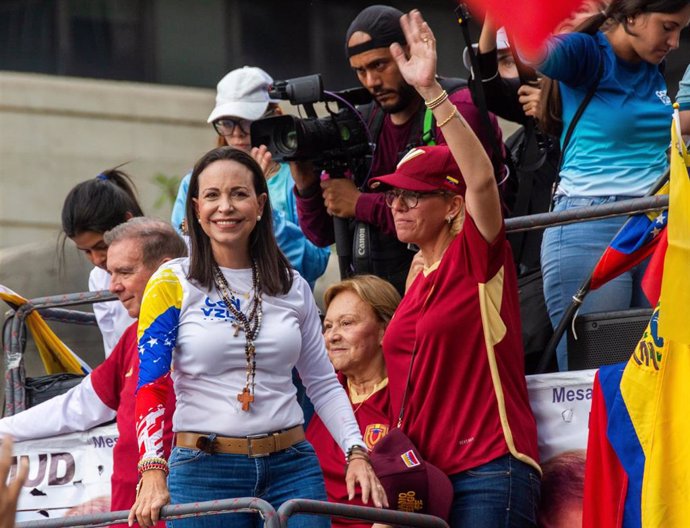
top-left (237, 387), bottom-right (254, 411)
top-left (213, 262), bottom-right (263, 412)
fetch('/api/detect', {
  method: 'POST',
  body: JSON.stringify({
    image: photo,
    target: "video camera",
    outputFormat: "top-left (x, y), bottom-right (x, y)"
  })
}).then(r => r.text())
top-left (250, 74), bottom-right (372, 167)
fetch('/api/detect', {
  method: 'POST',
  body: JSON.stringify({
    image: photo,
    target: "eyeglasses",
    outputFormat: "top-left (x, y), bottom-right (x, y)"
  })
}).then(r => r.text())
top-left (384, 189), bottom-right (450, 209)
top-left (212, 108), bottom-right (278, 138)
top-left (213, 118), bottom-right (253, 137)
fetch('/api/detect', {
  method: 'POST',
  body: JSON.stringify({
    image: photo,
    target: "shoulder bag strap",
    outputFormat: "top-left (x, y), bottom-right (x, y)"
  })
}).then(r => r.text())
top-left (396, 284), bottom-right (436, 428)
top-left (551, 50), bottom-right (605, 197)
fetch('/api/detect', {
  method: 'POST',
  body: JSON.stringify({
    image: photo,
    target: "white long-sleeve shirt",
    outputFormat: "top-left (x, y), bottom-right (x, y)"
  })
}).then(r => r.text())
top-left (0, 375), bottom-right (115, 440)
top-left (136, 259), bottom-right (365, 460)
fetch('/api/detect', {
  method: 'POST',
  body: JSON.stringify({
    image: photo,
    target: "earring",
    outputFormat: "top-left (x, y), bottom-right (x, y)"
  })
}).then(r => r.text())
top-left (627, 16), bottom-right (634, 24)
top-left (197, 217), bottom-right (201, 223)
top-left (446, 216), bottom-right (453, 224)
top-left (257, 215), bottom-right (262, 221)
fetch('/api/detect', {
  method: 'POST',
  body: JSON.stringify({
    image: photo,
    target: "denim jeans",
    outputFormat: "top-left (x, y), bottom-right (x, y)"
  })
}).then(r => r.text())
top-left (167, 440), bottom-right (328, 528)
top-left (541, 195), bottom-right (650, 371)
top-left (449, 454), bottom-right (541, 528)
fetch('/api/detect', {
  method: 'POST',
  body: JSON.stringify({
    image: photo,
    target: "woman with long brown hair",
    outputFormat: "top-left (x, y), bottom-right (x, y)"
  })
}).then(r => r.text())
top-left (129, 147), bottom-right (386, 528)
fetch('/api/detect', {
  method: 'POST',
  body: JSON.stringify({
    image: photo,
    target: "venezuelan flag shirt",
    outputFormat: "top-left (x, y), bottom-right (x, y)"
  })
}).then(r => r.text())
top-left (135, 258), bottom-right (362, 462)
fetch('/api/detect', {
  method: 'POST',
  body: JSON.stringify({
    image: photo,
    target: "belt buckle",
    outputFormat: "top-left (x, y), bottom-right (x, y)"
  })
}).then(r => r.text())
top-left (246, 433), bottom-right (270, 458)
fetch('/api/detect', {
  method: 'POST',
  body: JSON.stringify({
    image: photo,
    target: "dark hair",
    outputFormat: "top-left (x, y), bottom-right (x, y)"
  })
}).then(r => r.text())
top-left (539, 0), bottom-right (690, 137)
top-left (103, 217), bottom-right (188, 268)
top-left (185, 146), bottom-right (293, 296)
top-left (61, 167), bottom-right (144, 238)
top-left (59, 167), bottom-right (144, 264)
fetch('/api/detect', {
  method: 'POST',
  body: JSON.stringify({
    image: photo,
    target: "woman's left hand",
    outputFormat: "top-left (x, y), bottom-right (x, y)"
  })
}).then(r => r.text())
top-left (250, 145), bottom-right (275, 178)
top-left (390, 10), bottom-right (437, 93)
top-left (345, 458), bottom-right (389, 508)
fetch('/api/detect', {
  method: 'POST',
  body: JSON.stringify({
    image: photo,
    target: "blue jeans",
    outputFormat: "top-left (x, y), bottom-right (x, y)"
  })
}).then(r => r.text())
top-left (541, 195), bottom-right (650, 371)
top-left (167, 440), bottom-right (328, 528)
top-left (449, 455), bottom-right (541, 528)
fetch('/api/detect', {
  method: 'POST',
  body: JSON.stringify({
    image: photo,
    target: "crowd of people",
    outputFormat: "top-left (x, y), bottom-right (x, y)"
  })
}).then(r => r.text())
top-left (3, 1), bottom-right (690, 527)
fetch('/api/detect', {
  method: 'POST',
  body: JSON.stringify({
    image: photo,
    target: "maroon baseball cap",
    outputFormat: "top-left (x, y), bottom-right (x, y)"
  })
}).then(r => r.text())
top-left (369, 428), bottom-right (453, 521)
top-left (369, 145), bottom-right (466, 196)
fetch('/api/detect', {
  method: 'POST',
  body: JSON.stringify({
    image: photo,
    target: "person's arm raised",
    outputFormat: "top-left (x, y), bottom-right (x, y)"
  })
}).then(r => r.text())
top-left (391, 9), bottom-right (502, 243)
top-left (478, 15), bottom-right (498, 54)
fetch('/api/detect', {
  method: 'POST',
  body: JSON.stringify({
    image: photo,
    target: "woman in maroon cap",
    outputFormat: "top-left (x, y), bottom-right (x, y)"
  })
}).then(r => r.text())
top-left (368, 10), bottom-right (541, 528)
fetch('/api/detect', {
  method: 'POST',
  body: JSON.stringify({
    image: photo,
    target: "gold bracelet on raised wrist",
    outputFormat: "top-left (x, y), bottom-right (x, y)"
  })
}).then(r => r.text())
top-left (437, 108), bottom-right (459, 128)
top-left (424, 90), bottom-right (448, 110)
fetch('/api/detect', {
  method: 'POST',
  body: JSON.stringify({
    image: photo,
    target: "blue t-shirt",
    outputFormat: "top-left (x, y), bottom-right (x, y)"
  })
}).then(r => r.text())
top-left (540, 31), bottom-right (672, 197)
top-left (677, 64), bottom-right (690, 112)
top-left (170, 163), bottom-right (330, 289)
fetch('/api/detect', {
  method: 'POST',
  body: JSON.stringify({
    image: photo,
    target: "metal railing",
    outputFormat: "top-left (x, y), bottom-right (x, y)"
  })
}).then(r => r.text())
top-left (504, 193), bottom-right (668, 233)
top-left (16, 498), bottom-right (450, 528)
top-left (3, 290), bottom-right (117, 416)
top-left (17, 498), bottom-right (279, 528)
top-left (278, 499), bottom-right (450, 527)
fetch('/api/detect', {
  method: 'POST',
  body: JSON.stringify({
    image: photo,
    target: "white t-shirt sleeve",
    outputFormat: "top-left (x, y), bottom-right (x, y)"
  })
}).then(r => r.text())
top-left (293, 277), bottom-right (365, 455)
top-left (0, 375), bottom-right (116, 441)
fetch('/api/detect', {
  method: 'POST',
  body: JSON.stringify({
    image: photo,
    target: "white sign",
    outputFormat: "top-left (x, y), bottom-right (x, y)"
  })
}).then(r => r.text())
top-left (527, 369), bottom-right (596, 461)
top-left (12, 423), bottom-right (117, 521)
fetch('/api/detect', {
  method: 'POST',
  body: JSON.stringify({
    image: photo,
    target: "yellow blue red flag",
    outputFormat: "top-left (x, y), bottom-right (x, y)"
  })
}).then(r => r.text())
top-left (589, 183), bottom-right (668, 291)
top-left (601, 120), bottom-right (690, 528)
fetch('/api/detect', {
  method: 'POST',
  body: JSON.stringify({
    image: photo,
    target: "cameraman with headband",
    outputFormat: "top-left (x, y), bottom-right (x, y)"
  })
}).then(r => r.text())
top-left (291, 5), bottom-right (505, 295)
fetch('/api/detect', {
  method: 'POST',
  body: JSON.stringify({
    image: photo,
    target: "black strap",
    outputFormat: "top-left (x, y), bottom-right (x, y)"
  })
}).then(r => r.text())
top-left (552, 51), bottom-right (605, 195)
top-left (396, 284), bottom-right (436, 428)
top-left (456, 6), bottom-right (506, 186)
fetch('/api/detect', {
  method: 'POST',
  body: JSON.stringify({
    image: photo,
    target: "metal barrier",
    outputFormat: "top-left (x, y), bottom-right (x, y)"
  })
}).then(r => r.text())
top-left (15, 498), bottom-right (451, 528)
top-left (3, 290), bottom-right (118, 416)
top-left (17, 498), bottom-right (280, 528)
top-left (277, 499), bottom-right (450, 528)
top-left (504, 193), bottom-right (668, 233)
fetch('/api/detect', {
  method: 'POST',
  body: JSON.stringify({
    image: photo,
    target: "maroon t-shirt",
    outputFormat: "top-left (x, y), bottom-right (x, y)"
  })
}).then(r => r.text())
top-left (382, 215), bottom-right (539, 476)
top-left (91, 323), bottom-right (175, 517)
top-left (306, 378), bottom-right (390, 528)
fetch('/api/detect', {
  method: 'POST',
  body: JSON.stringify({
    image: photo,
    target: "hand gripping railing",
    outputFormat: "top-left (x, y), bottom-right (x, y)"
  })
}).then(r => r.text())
top-left (3, 290), bottom-right (118, 416)
top-left (277, 499), bottom-right (450, 528)
top-left (16, 497), bottom-right (280, 528)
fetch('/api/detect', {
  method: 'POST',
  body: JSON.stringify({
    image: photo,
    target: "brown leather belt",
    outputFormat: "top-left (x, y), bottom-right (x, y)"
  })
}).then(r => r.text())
top-left (175, 425), bottom-right (305, 458)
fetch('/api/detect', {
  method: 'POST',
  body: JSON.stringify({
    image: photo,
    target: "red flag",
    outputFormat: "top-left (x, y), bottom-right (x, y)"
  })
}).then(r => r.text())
top-left (460, 0), bottom-right (589, 57)
top-left (583, 369), bottom-right (628, 528)
top-left (641, 228), bottom-right (668, 307)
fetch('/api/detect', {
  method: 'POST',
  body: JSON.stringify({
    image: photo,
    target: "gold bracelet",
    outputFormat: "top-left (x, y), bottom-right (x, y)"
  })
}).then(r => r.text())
top-left (424, 90), bottom-right (448, 109)
top-left (137, 457), bottom-right (170, 476)
top-left (437, 108), bottom-right (459, 128)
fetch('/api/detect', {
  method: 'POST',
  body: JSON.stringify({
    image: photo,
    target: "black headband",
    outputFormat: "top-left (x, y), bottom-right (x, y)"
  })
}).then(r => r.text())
top-left (345, 5), bottom-right (406, 58)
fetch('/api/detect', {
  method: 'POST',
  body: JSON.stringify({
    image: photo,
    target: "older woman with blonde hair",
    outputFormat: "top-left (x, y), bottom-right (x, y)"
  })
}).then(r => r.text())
top-left (306, 275), bottom-right (400, 528)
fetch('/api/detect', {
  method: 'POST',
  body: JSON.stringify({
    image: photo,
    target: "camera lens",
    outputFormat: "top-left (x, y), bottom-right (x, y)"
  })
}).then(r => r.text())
top-left (281, 130), bottom-right (298, 151)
